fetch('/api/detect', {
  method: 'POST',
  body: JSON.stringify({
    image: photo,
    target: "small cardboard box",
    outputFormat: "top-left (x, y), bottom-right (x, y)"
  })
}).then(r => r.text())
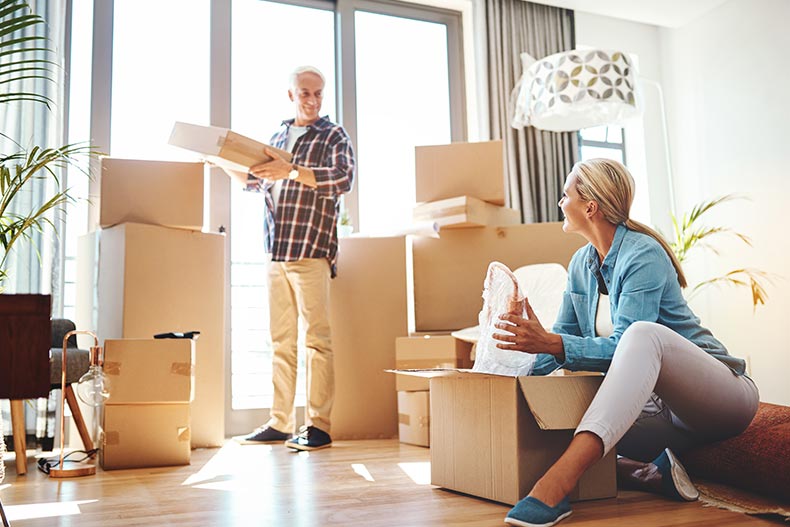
top-left (168, 121), bottom-right (292, 173)
top-left (413, 196), bottom-right (520, 229)
top-left (395, 335), bottom-right (473, 391)
top-left (398, 390), bottom-right (430, 447)
top-left (398, 370), bottom-right (617, 505)
top-left (103, 339), bottom-right (195, 404)
top-left (100, 158), bottom-right (205, 231)
top-left (415, 141), bottom-right (504, 205)
top-left (101, 404), bottom-right (191, 470)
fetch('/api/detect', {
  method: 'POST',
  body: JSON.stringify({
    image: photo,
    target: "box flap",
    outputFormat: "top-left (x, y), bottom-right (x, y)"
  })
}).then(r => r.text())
top-left (518, 374), bottom-right (603, 430)
top-left (387, 368), bottom-right (516, 379)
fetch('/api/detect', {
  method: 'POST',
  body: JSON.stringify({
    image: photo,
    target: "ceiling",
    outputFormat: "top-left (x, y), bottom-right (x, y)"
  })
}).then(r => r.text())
top-left (532, 0), bottom-right (730, 28)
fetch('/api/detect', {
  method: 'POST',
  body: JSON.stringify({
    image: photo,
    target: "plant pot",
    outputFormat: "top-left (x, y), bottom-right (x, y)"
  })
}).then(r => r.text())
top-left (338, 224), bottom-right (353, 238)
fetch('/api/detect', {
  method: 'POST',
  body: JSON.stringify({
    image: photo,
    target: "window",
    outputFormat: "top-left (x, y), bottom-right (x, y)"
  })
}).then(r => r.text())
top-left (579, 125), bottom-right (626, 164)
top-left (63, 0), bottom-right (465, 433)
top-left (229, 0), bottom-right (336, 411)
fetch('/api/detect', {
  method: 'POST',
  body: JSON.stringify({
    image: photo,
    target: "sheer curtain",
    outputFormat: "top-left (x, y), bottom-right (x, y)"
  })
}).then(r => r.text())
top-left (0, 0), bottom-right (67, 451)
top-left (486, 0), bottom-right (578, 223)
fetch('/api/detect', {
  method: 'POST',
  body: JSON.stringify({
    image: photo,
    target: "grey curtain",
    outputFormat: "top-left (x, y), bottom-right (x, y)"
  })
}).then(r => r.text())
top-left (0, 0), bottom-right (66, 446)
top-left (0, 0), bottom-right (67, 295)
top-left (487, 0), bottom-right (578, 223)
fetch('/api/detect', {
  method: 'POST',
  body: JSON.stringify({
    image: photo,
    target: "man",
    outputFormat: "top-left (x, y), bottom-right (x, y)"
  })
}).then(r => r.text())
top-left (235, 66), bottom-right (355, 450)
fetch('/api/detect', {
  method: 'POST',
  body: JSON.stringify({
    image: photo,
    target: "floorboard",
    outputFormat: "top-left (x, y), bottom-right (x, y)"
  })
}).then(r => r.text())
top-left (0, 440), bottom-right (783, 526)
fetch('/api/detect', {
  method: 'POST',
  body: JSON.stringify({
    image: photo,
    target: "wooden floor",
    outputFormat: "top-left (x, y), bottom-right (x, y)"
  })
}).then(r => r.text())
top-left (0, 439), bottom-right (783, 526)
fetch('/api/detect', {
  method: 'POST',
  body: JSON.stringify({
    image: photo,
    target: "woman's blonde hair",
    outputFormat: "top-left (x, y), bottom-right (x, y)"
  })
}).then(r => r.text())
top-left (571, 158), bottom-right (687, 288)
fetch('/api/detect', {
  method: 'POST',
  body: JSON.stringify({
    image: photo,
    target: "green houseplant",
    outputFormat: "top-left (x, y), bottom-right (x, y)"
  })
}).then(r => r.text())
top-left (0, 0), bottom-right (97, 292)
top-left (668, 195), bottom-right (772, 310)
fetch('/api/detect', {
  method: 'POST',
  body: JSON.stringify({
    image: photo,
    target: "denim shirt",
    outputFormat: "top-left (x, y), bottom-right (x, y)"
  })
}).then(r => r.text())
top-left (532, 224), bottom-right (746, 376)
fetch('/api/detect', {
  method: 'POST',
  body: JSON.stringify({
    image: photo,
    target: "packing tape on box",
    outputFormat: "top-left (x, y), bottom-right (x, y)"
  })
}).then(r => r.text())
top-left (104, 362), bottom-right (121, 375)
top-left (398, 413), bottom-right (410, 425)
top-left (177, 427), bottom-right (191, 442)
top-left (104, 431), bottom-right (120, 446)
top-left (170, 362), bottom-right (194, 376)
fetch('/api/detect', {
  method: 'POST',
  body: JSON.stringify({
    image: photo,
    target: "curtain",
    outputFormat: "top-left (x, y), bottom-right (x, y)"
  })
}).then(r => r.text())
top-left (486, 0), bottom-right (578, 223)
top-left (0, 0), bottom-right (67, 449)
top-left (0, 0), bottom-right (67, 295)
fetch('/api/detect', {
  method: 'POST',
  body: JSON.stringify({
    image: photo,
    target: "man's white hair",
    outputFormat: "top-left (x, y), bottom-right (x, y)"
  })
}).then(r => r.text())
top-left (289, 66), bottom-right (325, 88)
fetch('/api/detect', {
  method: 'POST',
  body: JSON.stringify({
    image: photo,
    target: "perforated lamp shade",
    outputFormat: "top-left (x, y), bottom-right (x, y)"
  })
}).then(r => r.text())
top-left (512, 48), bottom-right (640, 132)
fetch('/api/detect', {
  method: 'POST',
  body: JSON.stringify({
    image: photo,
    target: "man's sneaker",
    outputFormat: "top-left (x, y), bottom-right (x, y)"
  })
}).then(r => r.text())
top-left (233, 425), bottom-right (290, 445)
top-left (284, 425), bottom-right (332, 451)
top-left (652, 448), bottom-right (699, 501)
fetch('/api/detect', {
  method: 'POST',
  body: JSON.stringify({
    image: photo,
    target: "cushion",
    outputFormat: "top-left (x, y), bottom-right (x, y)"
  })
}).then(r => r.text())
top-left (681, 402), bottom-right (790, 502)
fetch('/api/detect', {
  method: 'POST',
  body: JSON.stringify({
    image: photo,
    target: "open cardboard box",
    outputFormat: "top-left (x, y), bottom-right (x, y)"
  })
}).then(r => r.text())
top-left (391, 368), bottom-right (617, 505)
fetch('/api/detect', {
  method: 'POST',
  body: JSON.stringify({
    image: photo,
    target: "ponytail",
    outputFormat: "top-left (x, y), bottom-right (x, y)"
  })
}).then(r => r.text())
top-left (625, 219), bottom-right (687, 288)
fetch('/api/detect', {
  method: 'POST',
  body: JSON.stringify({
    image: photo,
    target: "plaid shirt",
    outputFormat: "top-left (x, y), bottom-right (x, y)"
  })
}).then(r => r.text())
top-left (246, 116), bottom-right (355, 278)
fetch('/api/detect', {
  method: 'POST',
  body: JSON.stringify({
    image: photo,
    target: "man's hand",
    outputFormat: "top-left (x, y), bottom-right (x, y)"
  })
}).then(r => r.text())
top-left (492, 298), bottom-right (565, 360)
top-left (249, 148), bottom-right (292, 181)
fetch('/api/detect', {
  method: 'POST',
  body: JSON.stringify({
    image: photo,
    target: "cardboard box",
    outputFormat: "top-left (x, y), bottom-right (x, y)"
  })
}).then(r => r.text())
top-left (103, 339), bottom-right (195, 404)
top-left (168, 121), bottom-right (292, 173)
top-left (398, 390), bottom-right (430, 447)
top-left (101, 404), bottom-right (191, 470)
top-left (99, 158), bottom-right (205, 230)
top-left (415, 141), bottom-right (505, 205)
top-left (412, 223), bottom-right (585, 331)
top-left (413, 196), bottom-right (520, 229)
top-left (420, 370), bottom-right (617, 505)
top-left (395, 335), bottom-right (473, 391)
top-left (328, 236), bottom-right (411, 439)
top-left (76, 223), bottom-right (225, 447)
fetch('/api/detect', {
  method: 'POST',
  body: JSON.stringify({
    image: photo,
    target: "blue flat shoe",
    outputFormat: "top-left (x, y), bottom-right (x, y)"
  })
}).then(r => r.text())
top-left (505, 495), bottom-right (572, 527)
top-left (652, 448), bottom-right (699, 501)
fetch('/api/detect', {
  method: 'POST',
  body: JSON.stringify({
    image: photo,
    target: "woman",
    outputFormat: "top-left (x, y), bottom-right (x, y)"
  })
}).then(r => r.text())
top-left (493, 158), bottom-right (759, 527)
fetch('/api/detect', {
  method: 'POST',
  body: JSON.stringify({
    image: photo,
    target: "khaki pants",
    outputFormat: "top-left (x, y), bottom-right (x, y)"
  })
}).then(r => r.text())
top-left (266, 258), bottom-right (334, 434)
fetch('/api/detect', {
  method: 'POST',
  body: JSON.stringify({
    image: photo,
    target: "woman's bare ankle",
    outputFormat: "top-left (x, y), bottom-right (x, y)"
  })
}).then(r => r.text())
top-left (528, 477), bottom-right (573, 507)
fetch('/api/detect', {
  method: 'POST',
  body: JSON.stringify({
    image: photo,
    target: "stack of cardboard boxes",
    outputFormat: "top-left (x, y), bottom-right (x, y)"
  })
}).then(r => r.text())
top-left (76, 158), bottom-right (226, 459)
top-left (101, 339), bottom-right (195, 469)
top-left (412, 140), bottom-right (520, 229)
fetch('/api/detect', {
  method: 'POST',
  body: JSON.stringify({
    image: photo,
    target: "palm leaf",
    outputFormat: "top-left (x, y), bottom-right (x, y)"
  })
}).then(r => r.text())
top-left (688, 269), bottom-right (775, 311)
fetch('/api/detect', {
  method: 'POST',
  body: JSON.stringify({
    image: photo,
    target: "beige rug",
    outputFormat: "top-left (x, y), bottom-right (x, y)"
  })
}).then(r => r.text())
top-left (697, 480), bottom-right (790, 521)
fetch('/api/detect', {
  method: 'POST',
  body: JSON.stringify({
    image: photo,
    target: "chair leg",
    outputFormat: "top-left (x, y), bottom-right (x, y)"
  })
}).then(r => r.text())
top-left (64, 385), bottom-right (94, 453)
top-left (0, 495), bottom-right (10, 527)
top-left (9, 400), bottom-right (26, 476)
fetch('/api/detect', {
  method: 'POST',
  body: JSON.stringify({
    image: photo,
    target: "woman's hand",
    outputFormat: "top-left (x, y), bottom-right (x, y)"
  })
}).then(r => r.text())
top-left (493, 298), bottom-right (565, 360)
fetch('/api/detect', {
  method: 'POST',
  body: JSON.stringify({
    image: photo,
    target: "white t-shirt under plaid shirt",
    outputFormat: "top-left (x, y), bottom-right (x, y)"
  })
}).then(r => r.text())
top-left (245, 116), bottom-right (355, 278)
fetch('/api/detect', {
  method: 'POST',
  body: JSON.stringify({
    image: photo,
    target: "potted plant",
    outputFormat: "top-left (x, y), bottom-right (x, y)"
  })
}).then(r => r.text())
top-left (668, 195), bottom-right (772, 311)
top-left (338, 208), bottom-right (353, 238)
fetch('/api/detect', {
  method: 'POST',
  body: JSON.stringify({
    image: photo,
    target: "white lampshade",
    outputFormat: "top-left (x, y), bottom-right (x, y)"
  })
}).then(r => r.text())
top-left (512, 48), bottom-right (640, 132)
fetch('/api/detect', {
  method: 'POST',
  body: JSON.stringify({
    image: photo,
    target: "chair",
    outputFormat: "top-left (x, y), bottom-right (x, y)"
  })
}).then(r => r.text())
top-left (8, 319), bottom-right (93, 475)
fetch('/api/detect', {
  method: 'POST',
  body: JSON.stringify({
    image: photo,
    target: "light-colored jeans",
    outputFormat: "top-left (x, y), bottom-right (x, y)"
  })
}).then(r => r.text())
top-left (577, 321), bottom-right (759, 462)
top-left (266, 258), bottom-right (334, 434)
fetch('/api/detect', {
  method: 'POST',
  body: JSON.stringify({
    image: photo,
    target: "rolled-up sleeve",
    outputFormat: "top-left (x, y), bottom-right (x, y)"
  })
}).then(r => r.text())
top-left (311, 129), bottom-right (355, 197)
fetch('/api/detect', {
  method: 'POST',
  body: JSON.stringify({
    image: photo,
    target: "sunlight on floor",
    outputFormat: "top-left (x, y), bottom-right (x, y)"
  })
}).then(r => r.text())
top-left (351, 463), bottom-right (375, 482)
top-left (181, 441), bottom-right (273, 486)
top-left (3, 499), bottom-right (98, 521)
top-left (398, 462), bottom-right (431, 485)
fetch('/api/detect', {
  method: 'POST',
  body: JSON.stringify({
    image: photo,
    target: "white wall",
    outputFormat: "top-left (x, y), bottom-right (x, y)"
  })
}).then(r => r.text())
top-left (659, 0), bottom-right (790, 405)
top-left (577, 1), bottom-right (790, 405)
top-left (574, 12), bottom-right (668, 230)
